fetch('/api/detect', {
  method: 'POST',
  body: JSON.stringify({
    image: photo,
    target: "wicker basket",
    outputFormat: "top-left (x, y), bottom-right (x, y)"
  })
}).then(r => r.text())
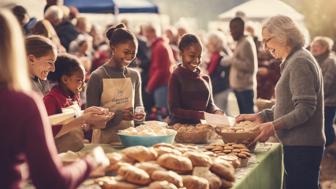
top-left (172, 123), bottom-right (214, 144)
top-left (215, 127), bottom-right (259, 151)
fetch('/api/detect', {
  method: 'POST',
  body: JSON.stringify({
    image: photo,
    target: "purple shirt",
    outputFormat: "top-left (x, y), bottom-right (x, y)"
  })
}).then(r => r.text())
top-left (0, 88), bottom-right (94, 189)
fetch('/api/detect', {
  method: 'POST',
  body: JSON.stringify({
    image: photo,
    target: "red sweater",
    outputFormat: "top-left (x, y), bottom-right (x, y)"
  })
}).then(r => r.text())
top-left (43, 85), bottom-right (81, 115)
top-left (168, 65), bottom-right (221, 124)
top-left (207, 52), bottom-right (221, 75)
top-left (146, 38), bottom-right (175, 93)
top-left (43, 85), bottom-right (81, 136)
top-left (0, 89), bottom-right (94, 189)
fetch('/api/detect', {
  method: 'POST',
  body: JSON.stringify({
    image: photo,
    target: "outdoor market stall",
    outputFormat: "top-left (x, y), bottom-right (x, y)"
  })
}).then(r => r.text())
top-left (23, 120), bottom-right (283, 189)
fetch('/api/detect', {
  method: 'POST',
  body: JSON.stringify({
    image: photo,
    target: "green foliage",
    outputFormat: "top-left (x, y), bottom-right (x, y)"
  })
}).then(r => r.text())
top-left (284, 0), bottom-right (336, 42)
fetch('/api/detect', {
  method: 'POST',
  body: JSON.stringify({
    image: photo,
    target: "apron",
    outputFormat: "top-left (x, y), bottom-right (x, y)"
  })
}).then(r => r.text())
top-left (92, 67), bottom-right (134, 144)
top-left (55, 102), bottom-right (84, 152)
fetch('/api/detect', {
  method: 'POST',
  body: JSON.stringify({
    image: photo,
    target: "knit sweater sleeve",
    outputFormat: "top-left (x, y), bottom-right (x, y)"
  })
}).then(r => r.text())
top-left (168, 72), bottom-right (204, 120)
top-left (131, 69), bottom-right (144, 108)
top-left (273, 58), bottom-right (319, 129)
top-left (86, 71), bottom-right (103, 107)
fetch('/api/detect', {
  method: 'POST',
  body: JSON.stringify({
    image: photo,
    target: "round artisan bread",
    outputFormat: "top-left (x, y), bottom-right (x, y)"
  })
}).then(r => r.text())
top-left (157, 153), bottom-right (193, 174)
top-left (117, 164), bottom-right (151, 185)
top-left (122, 146), bottom-right (158, 162)
top-left (135, 161), bottom-right (166, 175)
top-left (151, 170), bottom-right (183, 187)
top-left (210, 159), bottom-right (235, 182)
top-left (147, 181), bottom-right (178, 189)
top-left (193, 167), bottom-right (222, 189)
top-left (182, 175), bottom-right (209, 189)
top-left (183, 151), bottom-right (212, 167)
top-left (155, 146), bottom-right (182, 156)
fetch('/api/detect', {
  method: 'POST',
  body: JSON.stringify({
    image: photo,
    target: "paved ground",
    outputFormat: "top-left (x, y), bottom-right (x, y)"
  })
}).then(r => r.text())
top-left (321, 141), bottom-right (336, 189)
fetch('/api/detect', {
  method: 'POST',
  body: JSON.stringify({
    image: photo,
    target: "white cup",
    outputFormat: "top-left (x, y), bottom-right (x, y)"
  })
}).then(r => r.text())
top-left (134, 106), bottom-right (145, 122)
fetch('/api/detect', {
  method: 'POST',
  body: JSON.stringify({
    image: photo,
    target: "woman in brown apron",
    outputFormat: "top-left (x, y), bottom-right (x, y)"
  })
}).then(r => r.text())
top-left (86, 23), bottom-right (144, 144)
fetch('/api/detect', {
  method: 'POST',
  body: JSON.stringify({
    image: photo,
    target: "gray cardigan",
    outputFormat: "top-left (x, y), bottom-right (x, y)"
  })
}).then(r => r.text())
top-left (261, 48), bottom-right (326, 146)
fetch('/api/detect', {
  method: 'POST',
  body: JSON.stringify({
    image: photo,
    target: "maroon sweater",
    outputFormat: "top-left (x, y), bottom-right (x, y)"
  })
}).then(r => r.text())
top-left (168, 65), bottom-right (220, 124)
top-left (0, 89), bottom-right (94, 189)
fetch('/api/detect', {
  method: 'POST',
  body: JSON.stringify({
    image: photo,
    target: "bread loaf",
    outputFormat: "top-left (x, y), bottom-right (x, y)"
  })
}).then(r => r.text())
top-left (155, 146), bottom-right (182, 156)
top-left (151, 170), bottom-right (183, 187)
top-left (105, 153), bottom-right (123, 172)
top-left (210, 159), bottom-right (235, 182)
top-left (184, 151), bottom-right (212, 167)
top-left (96, 177), bottom-right (139, 189)
top-left (182, 175), bottom-right (209, 189)
top-left (122, 146), bottom-right (158, 162)
top-left (193, 167), bottom-right (221, 189)
top-left (147, 181), bottom-right (178, 189)
top-left (157, 154), bottom-right (193, 174)
top-left (117, 164), bottom-right (151, 185)
top-left (135, 161), bottom-right (166, 175)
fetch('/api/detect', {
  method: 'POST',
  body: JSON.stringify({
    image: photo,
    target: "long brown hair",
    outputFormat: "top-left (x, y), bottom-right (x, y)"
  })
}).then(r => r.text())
top-left (25, 35), bottom-right (56, 58)
top-left (0, 9), bottom-right (30, 91)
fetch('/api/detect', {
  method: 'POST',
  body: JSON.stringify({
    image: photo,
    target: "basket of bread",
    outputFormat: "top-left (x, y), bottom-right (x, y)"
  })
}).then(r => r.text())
top-left (215, 121), bottom-right (260, 150)
top-left (171, 123), bottom-right (214, 144)
top-left (96, 143), bottom-right (237, 189)
top-left (118, 121), bottom-right (177, 147)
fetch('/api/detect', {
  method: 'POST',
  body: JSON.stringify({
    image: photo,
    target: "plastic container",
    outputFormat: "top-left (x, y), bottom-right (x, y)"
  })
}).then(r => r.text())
top-left (118, 131), bottom-right (176, 147)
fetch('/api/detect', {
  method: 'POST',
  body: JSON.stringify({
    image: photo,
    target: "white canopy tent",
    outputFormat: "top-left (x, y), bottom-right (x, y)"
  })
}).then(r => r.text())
top-left (215, 0), bottom-right (310, 45)
top-left (218, 0), bottom-right (304, 22)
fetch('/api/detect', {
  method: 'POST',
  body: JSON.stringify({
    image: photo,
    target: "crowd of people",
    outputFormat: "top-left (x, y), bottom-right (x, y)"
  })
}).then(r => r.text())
top-left (1, 2), bottom-right (336, 189)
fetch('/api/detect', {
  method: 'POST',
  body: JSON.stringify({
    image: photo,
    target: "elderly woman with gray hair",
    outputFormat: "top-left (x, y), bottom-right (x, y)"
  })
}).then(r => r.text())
top-left (311, 36), bottom-right (336, 147)
top-left (206, 31), bottom-right (232, 112)
top-left (236, 15), bottom-right (325, 189)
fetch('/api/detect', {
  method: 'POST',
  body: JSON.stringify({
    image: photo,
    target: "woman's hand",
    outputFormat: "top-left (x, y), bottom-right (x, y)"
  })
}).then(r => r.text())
top-left (122, 107), bottom-right (134, 121)
top-left (82, 106), bottom-right (115, 129)
top-left (236, 113), bottom-right (264, 124)
top-left (252, 122), bottom-right (275, 144)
